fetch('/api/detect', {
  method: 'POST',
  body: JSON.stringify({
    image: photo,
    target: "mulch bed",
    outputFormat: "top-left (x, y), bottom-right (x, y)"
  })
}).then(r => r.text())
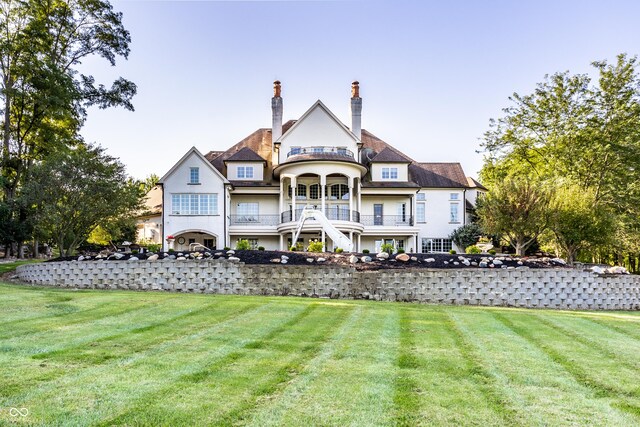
top-left (48, 250), bottom-right (569, 271)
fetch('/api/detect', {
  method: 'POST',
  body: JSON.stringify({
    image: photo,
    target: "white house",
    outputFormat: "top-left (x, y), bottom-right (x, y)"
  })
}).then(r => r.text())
top-left (153, 81), bottom-right (484, 253)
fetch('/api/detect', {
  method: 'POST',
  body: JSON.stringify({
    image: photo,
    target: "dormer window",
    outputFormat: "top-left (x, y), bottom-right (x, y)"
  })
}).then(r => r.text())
top-left (189, 167), bottom-right (200, 184)
top-left (382, 167), bottom-right (398, 180)
top-left (237, 166), bottom-right (254, 179)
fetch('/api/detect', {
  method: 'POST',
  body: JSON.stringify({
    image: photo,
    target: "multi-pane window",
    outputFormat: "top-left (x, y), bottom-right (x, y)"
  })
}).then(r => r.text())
top-left (421, 238), bottom-right (453, 253)
top-left (450, 193), bottom-right (459, 200)
top-left (416, 202), bottom-right (426, 223)
top-left (171, 194), bottom-right (217, 215)
top-left (237, 166), bottom-right (254, 179)
top-left (330, 184), bottom-right (349, 200)
top-left (382, 167), bottom-right (398, 180)
top-left (450, 203), bottom-right (459, 222)
top-left (297, 184), bottom-right (307, 199)
top-left (237, 202), bottom-right (259, 222)
top-left (290, 147), bottom-right (301, 155)
top-left (189, 167), bottom-right (199, 184)
top-left (309, 184), bottom-right (319, 200)
top-left (247, 238), bottom-right (259, 249)
top-left (416, 193), bottom-right (426, 201)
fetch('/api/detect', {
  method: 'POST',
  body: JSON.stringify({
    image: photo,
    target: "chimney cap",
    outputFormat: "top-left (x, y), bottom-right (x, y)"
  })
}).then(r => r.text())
top-left (351, 81), bottom-right (360, 98)
top-left (273, 80), bottom-right (281, 97)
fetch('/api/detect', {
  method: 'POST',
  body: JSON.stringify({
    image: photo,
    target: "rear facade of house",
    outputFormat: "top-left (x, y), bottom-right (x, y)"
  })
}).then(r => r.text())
top-left (142, 81), bottom-right (485, 253)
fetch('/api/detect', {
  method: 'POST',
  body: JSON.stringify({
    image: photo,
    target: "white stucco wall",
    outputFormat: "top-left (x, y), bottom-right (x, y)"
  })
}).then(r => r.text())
top-left (229, 235), bottom-right (280, 250)
top-left (161, 150), bottom-right (228, 251)
top-left (230, 195), bottom-right (279, 215)
top-left (226, 162), bottom-right (264, 181)
top-left (415, 189), bottom-right (465, 251)
top-left (136, 215), bottom-right (162, 244)
top-left (278, 104), bottom-right (358, 163)
top-left (369, 163), bottom-right (409, 182)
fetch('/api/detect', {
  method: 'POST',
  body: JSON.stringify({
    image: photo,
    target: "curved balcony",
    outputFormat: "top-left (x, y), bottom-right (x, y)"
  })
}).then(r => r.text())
top-left (286, 146), bottom-right (355, 160)
top-left (281, 208), bottom-right (360, 223)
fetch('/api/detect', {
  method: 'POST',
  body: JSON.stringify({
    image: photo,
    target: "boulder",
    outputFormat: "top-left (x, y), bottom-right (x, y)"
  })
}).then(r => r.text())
top-left (281, 255), bottom-right (289, 261)
top-left (270, 258), bottom-right (281, 264)
top-left (317, 257), bottom-right (326, 262)
top-left (281, 259), bottom-right (288, 264)
top-left (176, 256), bottom-right (186, 260)
top-left (410, 256), bottom-right (418, 262)
top-left (425, 258), bottom-right (435, 263)
top-left (479, 261), bottom-right (488, 268)
top-left (228, 257), bottom-right (240, 262)
top-left (77, 255), bottom-right (85, 262)
top-left (361, 256), bottom-right (372, 263)
top-left (113, 252), bottom-right (125, 260)
top-left (227, 250), bottom-right (235, 255)
top-left (376, 252), bottom-right (389, 259)
top-left (492, 259), bottom-right (503, 266)
top-left (128, 256), bottom-right (139, 261)
top-left (395, 253), bottom-right (410, 262)
top-left (147, 254), bottom-right (159, 261)
top-left (349, 255), bottom-right (359, 264)
top-left (306, 258), bottom-right (314, 263)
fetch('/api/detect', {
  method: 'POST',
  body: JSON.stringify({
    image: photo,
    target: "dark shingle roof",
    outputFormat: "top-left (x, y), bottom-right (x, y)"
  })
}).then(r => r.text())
top-left (409, 163), bottom-right (469, 188)
top-left (225, 147), bottom-right (265, 163)
top-left (369, 147), bottom-right (412, 163)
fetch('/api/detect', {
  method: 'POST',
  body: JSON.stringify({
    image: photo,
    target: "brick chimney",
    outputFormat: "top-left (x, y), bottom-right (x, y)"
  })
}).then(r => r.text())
top-left (272, 80), bottom-right (283, 142)
top-left (350, 81), bottom-right (362, 140)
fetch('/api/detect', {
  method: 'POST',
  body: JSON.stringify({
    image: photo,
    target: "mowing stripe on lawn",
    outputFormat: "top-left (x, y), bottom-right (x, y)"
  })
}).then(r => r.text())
top-left (585, 316), bottom-right (640, 342)
top-left (243, 305), bottom-right (364, 426)
top-left (0, 300), bottom-right (271, 413)
top-left (493, 311), bottom-right (640, 418)
top-left (215, 304), bottom-right (356, 426)
top-left (531, 314), bottom-right (640, 371)
top-left (393, 307), bottom-right (422, 427)
top-left (79, 302), bottom-right (319, 426)
top-left (439, 308), bottom-right (520, 426)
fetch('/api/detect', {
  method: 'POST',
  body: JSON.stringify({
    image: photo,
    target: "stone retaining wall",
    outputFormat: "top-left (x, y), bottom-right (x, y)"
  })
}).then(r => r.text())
top-left (16, 260), bottom-right (640, 310)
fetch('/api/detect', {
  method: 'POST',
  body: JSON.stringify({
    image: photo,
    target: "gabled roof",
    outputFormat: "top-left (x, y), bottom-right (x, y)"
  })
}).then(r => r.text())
top-left (277, 100), bottom-right (360, 144)
top-left (410, 163), bottom-right (469, 188)
top-left (467, 176), bottom-right (487, 190)
top-left (159, 146), bottom-right (229, 184)
top-left (369, 147), bottom-right (412, 163)
top-left (225, 147), bottom-right (266, 163)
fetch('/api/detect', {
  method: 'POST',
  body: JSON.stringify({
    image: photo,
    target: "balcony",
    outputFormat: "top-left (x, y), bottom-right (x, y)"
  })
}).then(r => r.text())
top-left (286, 146), bottom-right (355, 160)
top-left (229, 214), bottom-right (280, 226)
top-left (360, 215), bottom-right (414, 226)
top-left (280, 208), bottom-right (360, 223)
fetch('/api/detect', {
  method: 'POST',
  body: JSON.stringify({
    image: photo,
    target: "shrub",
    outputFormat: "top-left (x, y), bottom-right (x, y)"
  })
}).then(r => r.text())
top-left (168, 249), bottom-right (175, 253)
top-left (488, 249), bottom-right (497, 255)
top-left (289, 245), bottom-right (297, 251)
top-left (258, 246), bottom-right (265, 251)
top-left (397, 248), bottom-right (405, 254)
top-left (235, 239), bottom-right (251, 250)
top-left (362, 249), bottom-right (370, 254)
top-left (335, 248), bottom-right (343, 253)
top-left (223, 246), bottom-right (231, 251)
top-left (307, 239), bottom-right (324, 252)
top-left (380, 243), bottom-right (395, 254)
top-left (146, 243), bottom-right (161, 253)
top-left (449, 249), bottom-right (457, 254)
top-left (465, 245), bottom-right (482, 254)
top-left (449, 223), bottom-right (483, 251)
top-left (131, 250), bottom-right (139, 254)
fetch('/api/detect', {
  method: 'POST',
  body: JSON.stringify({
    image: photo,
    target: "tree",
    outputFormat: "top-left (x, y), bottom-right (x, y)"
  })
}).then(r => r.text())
top-left (479, 54), bottom-right (640, 265)
top-left (476, 179), bottom-right (552, 256)
top-left (547, 185), bottom-right (615, 265)
top-left (25, 143), bottom-right (143, 256)
top-left (1, 0), bottom-right (136, 254)
top-left (449, 223), bottom-right (483, 251)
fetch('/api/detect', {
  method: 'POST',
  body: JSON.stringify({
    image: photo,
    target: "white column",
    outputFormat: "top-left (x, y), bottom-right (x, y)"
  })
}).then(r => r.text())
top-left (320, 175), bottom-right (326, 216)
top-left (291, 176), bottom-right (297, 221)
top-left (348, 179), bottom-right (354, 222)
top-left (279, 177), bottom-right (285, 217)
top-left (279, 234), bottom-right (284, 251)
top-left (321, 230), bottom-right (326, 251)
top-left (357, 234), bottom-right (361, 252)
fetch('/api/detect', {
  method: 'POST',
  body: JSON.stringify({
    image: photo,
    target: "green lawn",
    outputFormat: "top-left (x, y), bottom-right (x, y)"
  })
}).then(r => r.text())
top-left (1, 283), bottom-right (640, 426)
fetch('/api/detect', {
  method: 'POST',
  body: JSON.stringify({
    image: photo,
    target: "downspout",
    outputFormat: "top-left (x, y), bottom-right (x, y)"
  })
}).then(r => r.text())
top-left (160, 183), bottom-right (165, 251)
top-left (463, 188), bottom-right (467, 225)
top-left (224, 184), bottom-right (229, 249)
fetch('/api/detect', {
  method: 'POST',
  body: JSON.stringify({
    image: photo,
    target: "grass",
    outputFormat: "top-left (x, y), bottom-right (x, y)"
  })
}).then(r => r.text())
top-left (0, 284), bottom-right (640, 426)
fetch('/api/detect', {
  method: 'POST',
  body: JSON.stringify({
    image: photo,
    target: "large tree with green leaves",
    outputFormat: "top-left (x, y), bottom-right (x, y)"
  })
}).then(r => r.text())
top-left (0, 0), bottom-right (135, 255)
top-left (480, 54), bottom-right (640, 264)
top-left (476, 178), bottom-right (553, 256)
top-left (25, 143), bottom-right (143, 256)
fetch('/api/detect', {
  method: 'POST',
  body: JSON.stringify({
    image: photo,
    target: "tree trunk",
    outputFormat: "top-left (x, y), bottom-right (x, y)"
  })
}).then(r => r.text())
top-left (34, 238), bottom-right (39, 258)
top-left (515, 241), bottom-right (525, 256)
top-left (2, 75), bottom-right (11, 178)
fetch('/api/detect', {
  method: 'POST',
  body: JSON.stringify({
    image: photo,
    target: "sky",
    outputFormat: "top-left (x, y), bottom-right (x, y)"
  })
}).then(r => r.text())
top-left (78, 0), bottom-right (640, 180)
